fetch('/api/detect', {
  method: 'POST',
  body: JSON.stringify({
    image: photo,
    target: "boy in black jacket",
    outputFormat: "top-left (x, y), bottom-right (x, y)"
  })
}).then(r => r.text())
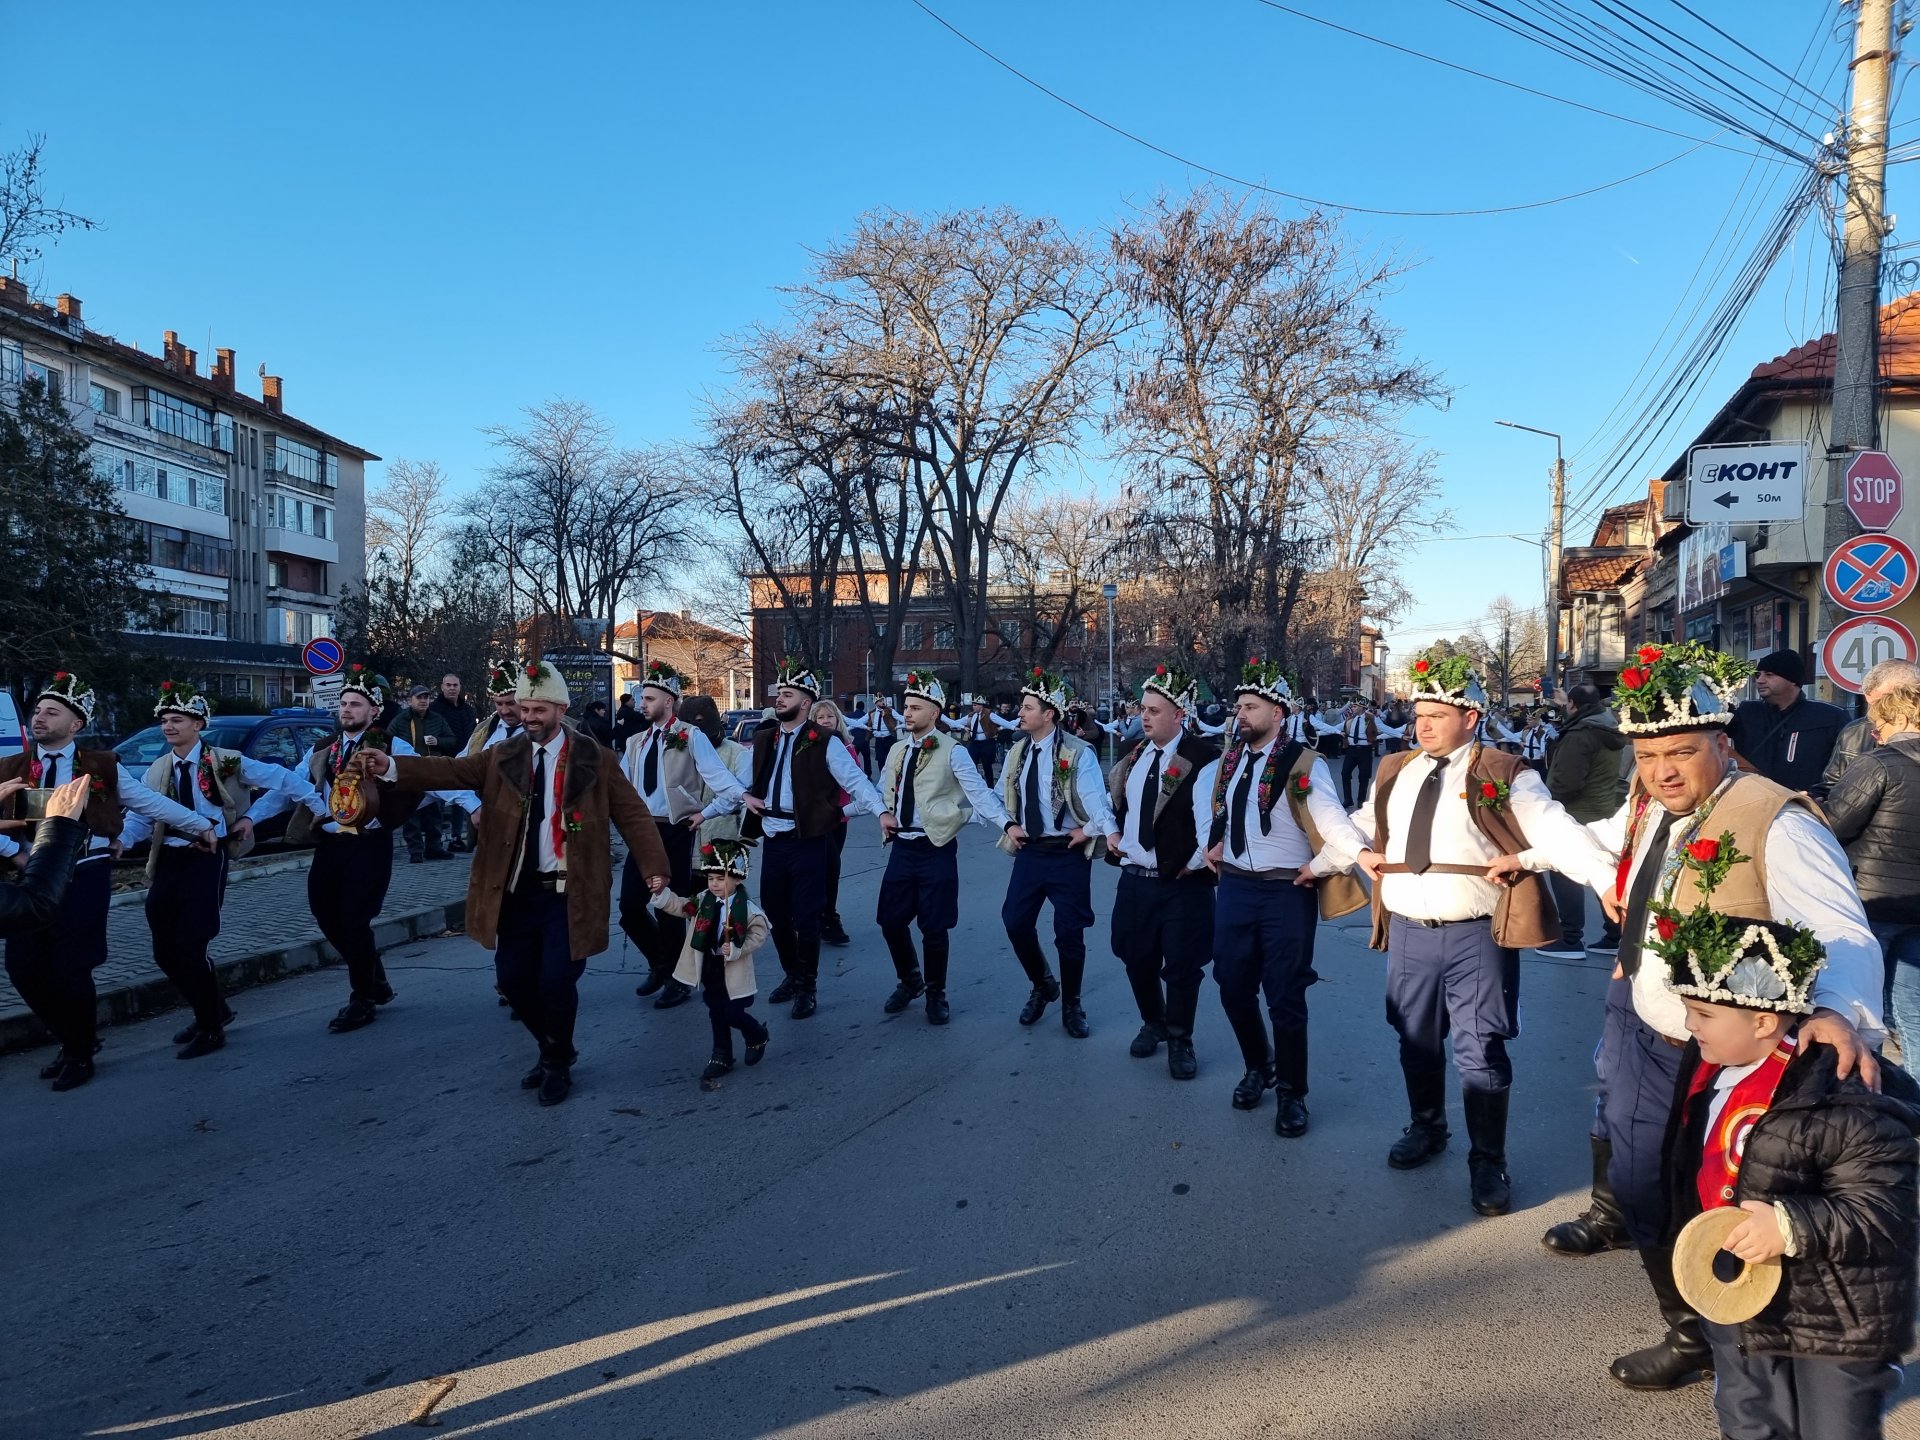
top-left (1655, 855), bottom-right (1919, 1440)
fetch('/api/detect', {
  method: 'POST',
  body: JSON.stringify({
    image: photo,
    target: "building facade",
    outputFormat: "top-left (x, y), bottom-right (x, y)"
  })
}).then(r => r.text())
top-left (0, 276), bottom-right (376, 709)
top-left (614, 609), bottom-right (752, 708)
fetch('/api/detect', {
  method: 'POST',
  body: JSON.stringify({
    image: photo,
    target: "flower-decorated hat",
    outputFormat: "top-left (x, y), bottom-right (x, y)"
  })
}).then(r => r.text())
top-left (1231, 656), bottom-right (1293, 707)
top-left (485, 661), bottom-right (517, 699)
top-left (1141, 662), bottom-right (1201, 713)
top-left (1612, 641), bottom-right (1753, 737)
top-left (1407, 651), bottom-right (1488, 710)
top-left (516, 658), bottom-right (571, 707)
top-left (697, 837), bottom-right (754, 878)
top-left (339, 663), bottom-right (391, 710)
top-left (903, 669), bottom-right (946, 707)
top-left (1648, 832), bottom-right (1825, 1014)
top-left (1020, 666), bottom-right (1073, 715)
top-left (774, 657), bottom-right (820, 699)
top-left (37, 669), bottom-right (97, 727)
top-left (641, 659), bottom-right (682, 699)
top-left (153, 679), bottom-right (213, 722)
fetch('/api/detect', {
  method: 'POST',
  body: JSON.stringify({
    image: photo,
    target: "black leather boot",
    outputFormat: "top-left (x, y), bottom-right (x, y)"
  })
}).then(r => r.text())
top-left (1272, 1027), bottom-right (1310, 1137)
top-left (1609, 1247), bottom-right (1713, 1390)
top-left (1388, 1068), bottom-right (1450, 1169)
top-left (1463, 1088), bottom-right (1512, 1216)
top-left (1543, 1136), bottom-right (1633, 1255)
top-left (885, 970), bottom-right (926, 1014)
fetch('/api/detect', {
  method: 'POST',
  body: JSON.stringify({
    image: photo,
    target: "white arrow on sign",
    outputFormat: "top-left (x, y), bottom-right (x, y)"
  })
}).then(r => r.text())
top-left (1685, 441), bottom-right (1807, 524)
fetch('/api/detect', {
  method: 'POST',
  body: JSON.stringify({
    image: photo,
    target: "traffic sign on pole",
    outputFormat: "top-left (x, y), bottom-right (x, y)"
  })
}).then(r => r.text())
top-left (1685, 442), bottom-right (1807, 524)
top-left (1844, 450), bottom-right (1904, 531)
top-left (301, 637), bottom-right (345, 676)
top-left (1821, 615), bottom-right (1919, 694)
top-left (1823, 534), bottom-right (1918, 615)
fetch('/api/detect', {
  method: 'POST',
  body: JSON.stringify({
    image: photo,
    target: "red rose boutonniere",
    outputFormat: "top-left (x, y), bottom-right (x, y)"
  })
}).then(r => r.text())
top-left (564, 808), bottom-right (584, 836)
top-left (1473, 778), bottom-right (1511, 812)
top-left (663, 727), bottom-right (689, 752)
top-left (797, 726), bottom-right (822, 751)
top-left (1290, 773), bottom-right (1312, 798)
top-left (1686, 838), bottom-right (1720, 863)
top-left (918, 733), bottom-right (939, 753)
top-left (1158, 762), bottom-right (1185, 796)
top-left (1055, 753), bottom-right (1074, 780)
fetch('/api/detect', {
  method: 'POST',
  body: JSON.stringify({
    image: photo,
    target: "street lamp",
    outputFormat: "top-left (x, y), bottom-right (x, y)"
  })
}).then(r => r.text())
top-left (1102, 582), bottom-right (1118, 765)
top-left (1494, 420), bottom-right (1567, 698)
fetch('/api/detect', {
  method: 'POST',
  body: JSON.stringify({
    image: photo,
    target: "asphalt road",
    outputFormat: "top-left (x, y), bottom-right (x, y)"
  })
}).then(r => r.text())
top-left (5, 825), bottom-right (1915, 1440)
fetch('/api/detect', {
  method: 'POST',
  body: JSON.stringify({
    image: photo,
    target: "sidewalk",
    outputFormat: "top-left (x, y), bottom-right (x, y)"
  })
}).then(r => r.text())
top-left (0, 850), bottom-right (476, 1053)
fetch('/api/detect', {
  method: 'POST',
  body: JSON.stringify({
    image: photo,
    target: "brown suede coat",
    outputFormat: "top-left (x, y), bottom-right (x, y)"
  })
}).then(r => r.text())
top-left (387, 722), bottom-right (669, 961)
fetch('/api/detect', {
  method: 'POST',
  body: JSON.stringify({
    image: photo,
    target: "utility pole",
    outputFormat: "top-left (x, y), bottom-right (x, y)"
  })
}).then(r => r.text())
top-left (1495, 420), bottom-right (1565, 698)
top-left (1821, 0), bottom-right (1897, 692)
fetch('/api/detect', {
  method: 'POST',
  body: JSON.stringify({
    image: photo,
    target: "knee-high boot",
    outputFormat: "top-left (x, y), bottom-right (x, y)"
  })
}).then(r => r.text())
top-left (1609, 1246), bottom-right (1713, 1390)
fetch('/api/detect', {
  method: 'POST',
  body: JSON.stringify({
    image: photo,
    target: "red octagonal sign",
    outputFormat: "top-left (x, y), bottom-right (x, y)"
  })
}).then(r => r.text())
top-left (1845, 450), bottom-right (1904, 531)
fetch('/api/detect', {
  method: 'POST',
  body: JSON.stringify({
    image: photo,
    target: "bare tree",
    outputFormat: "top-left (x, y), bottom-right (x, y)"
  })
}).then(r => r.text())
top-left (989, 492), bottom-right (1124, 679)
top-left (365, 458), bottom-right (456, 641)
top-left (0, 134), bottom-right (97, 275)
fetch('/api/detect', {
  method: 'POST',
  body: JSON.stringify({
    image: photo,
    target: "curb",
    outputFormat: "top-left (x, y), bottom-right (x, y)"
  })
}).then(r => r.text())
top-left (0, 895), bottom-right (469, 1056)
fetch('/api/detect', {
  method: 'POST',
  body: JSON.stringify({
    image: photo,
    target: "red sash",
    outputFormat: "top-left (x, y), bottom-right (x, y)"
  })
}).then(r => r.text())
top-left (1687, 1032), bottom-right (1798, 1210)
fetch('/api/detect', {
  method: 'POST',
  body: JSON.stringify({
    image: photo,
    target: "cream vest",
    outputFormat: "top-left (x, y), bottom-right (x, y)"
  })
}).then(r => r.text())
top-left (143, 745), bottom-right (251, 874)
top-left (698, 738), bottom-right (748, 844)
top-left (999, 729), bottom-right (1099, 857)
top-left (625, 725), bottom-right (704, 822)
top-left (881, 731), bottom-right (970, 847)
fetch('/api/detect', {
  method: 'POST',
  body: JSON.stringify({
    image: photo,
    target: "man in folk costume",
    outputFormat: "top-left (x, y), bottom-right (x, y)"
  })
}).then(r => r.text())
top-left (1330, 651), bottom-right (1618, 1217)
top-left (131, 680), bottom-right (323, 1059)
top-left (1197, 660), bottom-right (1372, 1130)
top-left (961, 696), bottom-right (999, 783)
top-left (462, 664), bottom-right (523, 757)
top-left (740, 660), bottom-right (893, 1019)
top-left (872, 670), bottom-right (1009, 1025)
top-left (1103, 663), bottom-right (1221, 1080)
top-left (0, 671), bottom-right (213, 1091)
top-left (358, 659), bottom-right (672, 1106)
top-left (287, 664), bottom-right (429, 1036)
top-left (1492, 641), bottom-right (1884, 1391)
top-left (620, 659), bottom-right (748, 1010)
top-left (868, 696), bottom-right (899, 775)
top-left (999, 667), bottom-right (1119, 1037)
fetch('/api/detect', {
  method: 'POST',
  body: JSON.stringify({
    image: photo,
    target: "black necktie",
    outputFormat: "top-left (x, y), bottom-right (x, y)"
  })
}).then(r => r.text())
top-left (521, 746), bottom-right (548, 887)
top-left (175, 759), bottom-right (194, 809)
top-left (1402, 760), bottom-right (1449, 874)
top-left (338, 738), bottom-right (356, 778)
top-left (1023, 746), bottom-right (1043, 834)
top-left (897, 743), bottom-right (920, 831)
top-left (1620, 808), bottom-right (1680, 978)
top-left (1134, 747), bottom-right (1161, 853)
top-left (642, 728), bottom-right (661, 796)
top-left (41, 752), bottom-right (58, 788)
top-left (1228, 751), bottom-right (1257, 856)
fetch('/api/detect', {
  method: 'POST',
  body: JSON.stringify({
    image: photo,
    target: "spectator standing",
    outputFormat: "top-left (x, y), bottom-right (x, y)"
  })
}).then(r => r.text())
top-left (612, 692), bottom-right (644, 749)
top-left (581, 699), bottom-right (615, 749)
top-left (1539, 683), bottom-right (1628, 958)
top-left (1821, 659), bottom-right (1920, 793)
top-left (429, 673), bottom-right (478, 748)
top-left (393, 687), bottom-right (454, 862)
top-left (1727, 648), bottom-right (1848, 796)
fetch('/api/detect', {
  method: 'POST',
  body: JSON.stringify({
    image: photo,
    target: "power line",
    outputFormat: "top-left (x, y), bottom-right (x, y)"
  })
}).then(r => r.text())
top-left (907, 0), bottom-right (1721, 218)
top-left (1664, 0), bottom-right (1840, 110)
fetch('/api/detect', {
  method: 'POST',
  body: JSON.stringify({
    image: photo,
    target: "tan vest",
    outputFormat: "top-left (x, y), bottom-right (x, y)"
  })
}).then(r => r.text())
top-left (697, 738), bottom-right (748, 845)
top-left (1284, 749), bottom-right (1368, 920)
top-left (142, 746), bottom-right (252, 873)
top-left (1655, 772), bottom-right (1812, 922)
top-left (624, 725), bottom-right (703, 823)
top-left (882, 731), bottom-right (970, 847)
top-left (999, 730), bottom-right (1101, 857)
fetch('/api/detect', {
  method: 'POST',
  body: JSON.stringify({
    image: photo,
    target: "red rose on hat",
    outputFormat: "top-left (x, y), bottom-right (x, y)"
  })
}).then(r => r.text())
top-left (1655, 916), bottom-right (1678, 942)
top-left (1619, 667), bottom-right (1647, 690)
top-left (54, 671), bottom-right (70, 681)
top-left (160, 681), bottom-right (173, 692)
top-left (1413, 660), bottom-right (1430, 675)
top-left (1687, 838), bottom-right (1720, 863)
top-left (1155, 664), bottom-right (1167, 676)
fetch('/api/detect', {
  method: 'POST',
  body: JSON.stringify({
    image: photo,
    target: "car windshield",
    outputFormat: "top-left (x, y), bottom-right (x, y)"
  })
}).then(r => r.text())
top-left (115, 722), bottom-right (255, 769)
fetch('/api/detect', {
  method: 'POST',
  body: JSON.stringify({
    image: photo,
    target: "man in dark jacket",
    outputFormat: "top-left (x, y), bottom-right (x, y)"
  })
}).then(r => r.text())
top-left (1539, 684), bottom-right (1628, 959)
top-left (612, 692), bottom-right (643, 750)
top-left (1728, 649), bottom-right (1848, 797)
top-left (0, 777), bottom-right (92, 935)
top-left (429, 674), bottom-right (479, 749)
top-left (394, 688), bottom-right (455, 862)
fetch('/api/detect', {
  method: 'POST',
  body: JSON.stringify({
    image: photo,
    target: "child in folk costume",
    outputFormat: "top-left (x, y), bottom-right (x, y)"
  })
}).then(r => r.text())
top-left (652, 838), bottom-right (773, 1085)
top-left (1654, 842), bottom-right (1919, 1440)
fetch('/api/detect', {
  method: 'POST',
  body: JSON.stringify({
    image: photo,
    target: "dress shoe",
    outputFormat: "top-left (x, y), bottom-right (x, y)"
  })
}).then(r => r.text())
top-left (821, 916), bottom-right (852, 947)
top-left (1387, 1114), bottom-right (1450, 1169)
top-left (449, 838), bottom-right (469, 853)
top-left (370, 983), bottom-right (397, 1006)
top-left (38, 1054), bottom-right (69, 1080)
top-left (49, 1057), bottom-right (95, 1092)
top-left (1610, 1338), bottom-right (1713, 1391)
top-left (769, 976), bottom-right (799, 1004)
top-left (1018, 974), bottom-right (1061, 1026)
top-left (884, 972), bottom-right (927, 1014)
top-left (1274, 1091), bottom-right (1309, 1137)
top-left (497, 992), bottom-right (511, 1007)
top-left (1231, 1067), bottom-right (1274, 1110)
top-left (176, 1028), bottom-right (226, 1060)
top-left (635, 971), bottom-right (669, 998)
top-left (408, 850), bottom-right (424, 864)
top-left (654, 979), bottom-right (694, 1010)
top-left (1166, 1037), bottom-right (1198, 1081)
top-left (791, 990), bottom-right (818, 1020)
top-left (173, 1002), bottom-right (235, 1046)
top-left (1129, 1022), bottom-right (1167, 1058)
top-left (1060, 1001), bottom-right (1090, 1039)
top-left (925, 989), bottom-right (951, 1026)
top-left (520, 1064), bottom-right (547, 1090)
top-left (328, 999), bottom-right (378, 1034)
top-left (538, 1067), bottom-right (572, 1106)
top-left (1469, 1158), bottom-right (1512, 1216)
top-left (425, 848), bottom-right (453, 861)
top-left (745, 1029), bottom-right (770, 1065)
top-left (702, 1054), bottom-right (736, 1083)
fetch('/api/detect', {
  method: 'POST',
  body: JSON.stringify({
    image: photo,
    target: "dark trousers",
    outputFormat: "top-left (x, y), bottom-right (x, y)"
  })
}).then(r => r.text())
top-left (618, 821), bottom-right (694, 974)
top-left (1385, 915), bottom-right (1519, 1097)
top-left (6, 855), bottom-right (111, 1058)
top-left (1341, 746), bottom-right (1374, 808)
top-left (1703, 1320), bottom-right (1898, 1440)
top-left (145, 845), bottom-right (229, 1028)
top-left (967, 739), bottom-right (998, 784)
top-left (822, 822), bottom-right (847, 920)
top-left (873, 735), bottom-right (896, 774)
top-left (495, 885), bottom-right (584, 1062)
top-left (402, 799), bottom-right (446, 859)
top-left (1112, 871), bottom-right (1214, 1037)
top-left (701, 953), bottom-right (767, 1059)
top-left (1547, 869), bottom-right (1619, 951)
top-left (1002, 844), bottom-right (1094, 998)
top-left (1601, 975), bottom-right (1685, 1248)
top-left (761, 830), bottom-right (832, 987)
top-left (308, 830), bottom-right (395, 1001)
top-left (878, 837), bottom-right (959, 988)
top-left (1213, 872), bottom-right (1317, 1073)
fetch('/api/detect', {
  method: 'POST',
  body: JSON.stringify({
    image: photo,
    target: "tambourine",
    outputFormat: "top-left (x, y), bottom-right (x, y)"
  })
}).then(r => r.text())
top-left (327, 772), bottom-right (379, 833)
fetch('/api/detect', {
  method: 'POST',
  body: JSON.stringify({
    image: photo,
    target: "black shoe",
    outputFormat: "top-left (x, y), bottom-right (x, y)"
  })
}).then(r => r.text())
top-left (538, 1067), bottom-right (572, 1106)
top-left (1018, 974), bottom-right (1061, 1026)
top-left (1388, 1115), bottom-right (1450, 1169)
top-left (328, 999), bottom-right (378, 1034)
top-left (49, 1057), bottom-right (95, 1091)
top-left (769, 976), bottom-right (799, 1004)
top-left (1166, 1037), bottom-right (1198, 1081)
top-left (925, 989), bottom-right (951, 1026)
top-left (497, 992), bottom-right (511, 1007)
top-left (635, 971), bottom-right (668, 998)
top-left (1463, 1089), bottom-right (1511, 1215)
top-left (654, 979), bottom-right (694, 1010)
top-left (449, 838), bottom-right (469, 853)
top-left (1231, 1067), bottom-right (1274, 1110)
top-left (1060, 1001), bottom-right (1090, 1040)
top-left (177, 1027), bottom-right (226, 1060)
top-left (701, 1055), bottom-right (736, 1084)
top-left (1469, 1158), bottom-right (1512, 1216)
top-left (520, 1064), bottom-right (547, 1090)
top-left (38, 1056), bottom-right (65, 1080)
top-left (745, 1029), bottom-right (770, 1065)
top-left (172, 1002), bottom-right (233, 1046)
top-left (1274, 1091), bottom-right (1309, 1138)
top-left (791, 990), bottom-right (818, 1020)
top-left (821, 917), bottom-right (851, 947)
top-left (884, 972), bottom-right (926, 1014)
top-left (1609, 1339), bottom-right (1713, 1391)
top-left (408, 851), bottom-right (424, 864)
top-left (1129, 1022), bottom-right (1167, 1058)
top-left (1544, 1136), bottom-right (1633, 1254)
top-left (370, 983), bottom-right (397, 1006)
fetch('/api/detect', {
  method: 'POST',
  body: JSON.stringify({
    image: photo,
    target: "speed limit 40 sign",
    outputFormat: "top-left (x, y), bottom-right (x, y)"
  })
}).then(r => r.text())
top-left (1821, 615), bottom-right (1919, 694)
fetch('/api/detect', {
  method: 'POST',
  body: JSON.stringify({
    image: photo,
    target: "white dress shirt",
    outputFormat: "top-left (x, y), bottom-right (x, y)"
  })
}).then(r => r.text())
top-left (523, 730), bottom-right (569, 873)
top-left (623, 723), bottom-right (748, 821)
top-left (890, 735), bottom-right (1009, 838)
top-left (24, 744), bottom-right (212, 858)
top-left (1114, 740), bottom-right (1211, 872)
top-left (1204, 748), bottom-right (1369, 875)
top-left (1009, 729), bottom-right (1117, 838)
top-left (1333, 744), bottom-right (1616, 923)
top-left (990, 712), bottom-right (1020, 732)
top-left (757, 723), bottom-right (887, 836)
top-left (1585, 791), bottom-right (1884, 1043)
top-left (146, 740), bottom-right (325, 847)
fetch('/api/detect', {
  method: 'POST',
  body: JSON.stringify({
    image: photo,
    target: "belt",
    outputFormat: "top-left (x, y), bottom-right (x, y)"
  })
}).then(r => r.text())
top-left (516, 871), bottom-right (565, 893)
top-left (1394, 914), bottom-right (1489, 930)
top-left (1120, 863), bottom-right (1159, 878)
top-left (1219, 865), bottom-right (1302, 884)
top-left (1025, 835), bottom-right (1073, 851)
top-left (1376, 862), bottom-right (1497, 876)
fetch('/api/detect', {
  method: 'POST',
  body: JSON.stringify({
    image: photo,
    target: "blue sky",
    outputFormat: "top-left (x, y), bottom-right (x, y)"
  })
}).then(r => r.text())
top-left (9, 2), bottom-right (1901, 659)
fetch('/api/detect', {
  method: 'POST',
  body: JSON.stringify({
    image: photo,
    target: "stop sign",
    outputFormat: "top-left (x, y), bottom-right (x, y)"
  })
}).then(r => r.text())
top-left (1845, 450), bottom-right (1905, 530)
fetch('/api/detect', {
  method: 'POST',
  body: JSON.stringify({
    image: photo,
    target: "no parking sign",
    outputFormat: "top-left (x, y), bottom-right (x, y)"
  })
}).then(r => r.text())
top-left (1823, 534), bottom-right (1918, 616)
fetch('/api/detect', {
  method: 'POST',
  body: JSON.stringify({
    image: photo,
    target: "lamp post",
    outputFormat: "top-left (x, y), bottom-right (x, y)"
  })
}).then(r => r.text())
top-left (1494, 420), bottom-right (1566, 698)
top-left (1102, 582), bottom-right (1118, 765)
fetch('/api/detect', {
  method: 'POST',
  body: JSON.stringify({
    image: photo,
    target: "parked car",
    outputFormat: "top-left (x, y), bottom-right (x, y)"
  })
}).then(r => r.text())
top-left (113, 708), bottom-right (337, 850)
top-left (730, 715), bottom-right (764, 745)
top-left (0, 690), bottom-right (20, 758)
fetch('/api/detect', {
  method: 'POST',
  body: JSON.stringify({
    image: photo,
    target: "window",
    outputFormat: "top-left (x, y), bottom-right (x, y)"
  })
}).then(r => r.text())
top-left (147, 597), bottom-right (229, 639)
top-left (215, 413), bottom-right (234, 453)
top-left (90, 441), bottom-right (228, 516)
top-left (137, 388), bottom-right (216, 448)
top-left (899, 622), bottom-right (924, 652)
top-left (323, 453), bottom-right (339, 488)
top-left (143, 523), bottom-right (232, 577)
top-left (24, 359), bottom-right (61, 401)
top-left (89, 383), bottom-right (121, 417)
top-left (266, 492), bottom-right (333, 538)
top-left (267, 434), bottom-right (321, 484)
top-left (0, 341), bottom-right (21, 385)
top-left (998, 619), bottom-right (1022, 647)
top-left (933, 624), bottom-right (956, 653)
top-left (249, 725), bottom-right (301, 768)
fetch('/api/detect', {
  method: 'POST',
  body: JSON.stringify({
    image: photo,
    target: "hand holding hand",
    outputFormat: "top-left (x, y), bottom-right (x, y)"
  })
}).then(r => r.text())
top-left (1204, 842), bottom-right (1223, 875)
top-left (683, 814), bottom-right (704, 831)
top-left (1720, 1201), bottom-right (1788, 1265)
top-left (1293, 864), bottom-right (1318, 889)
top-left (878, 811), bottom-right (900, 840)
top-left (743, 794), bottom-right (767, 815)
top-left (646, 873), bottom-right (669, 895)
top-left (1599, 890), bottom-right (1625, 925)
top-left (1068, 826), bottom-right (1087, 846)
top-left (192, 828), bottom-right (220, 853)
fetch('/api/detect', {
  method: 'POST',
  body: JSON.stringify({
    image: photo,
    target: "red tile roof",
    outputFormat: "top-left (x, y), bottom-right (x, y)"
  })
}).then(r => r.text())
top-left (1747, 292), bottom-right (1920, 387)
top-left (1562, 553), bottom-right (1641, 592)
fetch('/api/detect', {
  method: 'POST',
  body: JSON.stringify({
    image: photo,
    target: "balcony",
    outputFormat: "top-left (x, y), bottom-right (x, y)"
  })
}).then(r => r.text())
top-left (263, 526), bottom-right (338, 564)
